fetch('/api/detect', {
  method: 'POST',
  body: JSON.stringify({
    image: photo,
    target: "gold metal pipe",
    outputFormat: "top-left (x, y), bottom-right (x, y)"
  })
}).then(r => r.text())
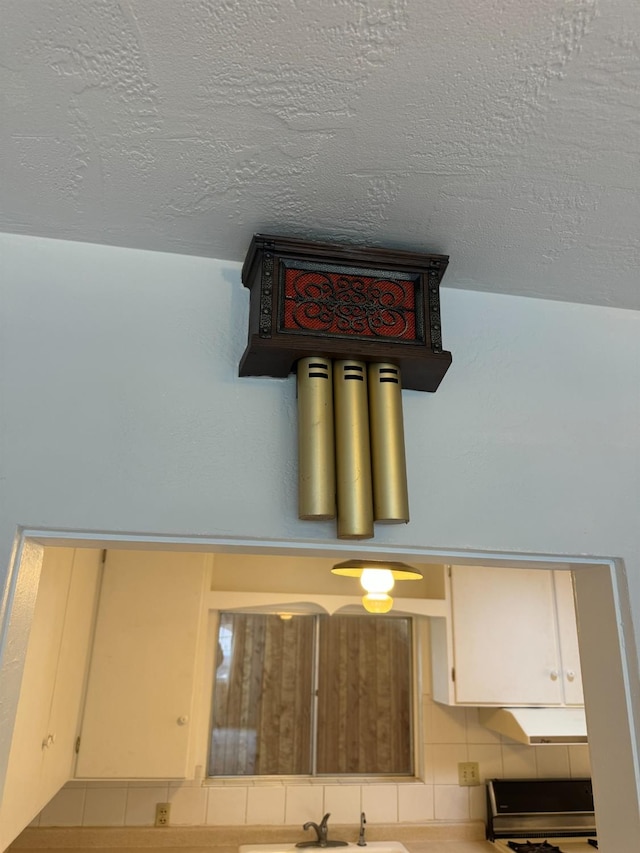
top-left (333, 359), bottom-right (374, 539)
top-left (297, 356), bottom-right (336, 520)
top-left (368, 362), bottom-right (409, 523)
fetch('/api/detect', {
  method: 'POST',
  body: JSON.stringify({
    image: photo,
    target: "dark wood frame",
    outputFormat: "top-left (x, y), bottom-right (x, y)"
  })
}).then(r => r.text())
top-left (239, 234), bottom-right (452, 392)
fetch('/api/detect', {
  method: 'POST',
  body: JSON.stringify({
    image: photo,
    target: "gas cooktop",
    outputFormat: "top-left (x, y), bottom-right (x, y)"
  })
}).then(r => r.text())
top-left (486, 778), bottom-right (596, 853)
top-left (491, 839), bottom-right (597, 853)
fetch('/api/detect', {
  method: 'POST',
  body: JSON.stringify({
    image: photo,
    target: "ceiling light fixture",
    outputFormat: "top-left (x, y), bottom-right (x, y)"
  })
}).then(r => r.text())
top-left (331, 559), bottom-right (423, 613)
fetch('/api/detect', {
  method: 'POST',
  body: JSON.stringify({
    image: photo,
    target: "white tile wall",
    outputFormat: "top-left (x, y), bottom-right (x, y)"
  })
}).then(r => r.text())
top-left (502, 744), bottom-right (538, 779)
top-left (168, 784), bottom-right (208, 825)
top-left (83, 787), bottom-right (127, 826)
top-left (535, 746), bottom-right (571, 778)
top-left (469, 785), bottom-right (487, 821)
top-left (434, 785), bottom-right (469, 820)
top-left (398, 784), bottom-right (433, 822)
top-left (35, 632), bottom-right (591, 829)
top-left (467, 744), bottom-right (503, 781)
top-left (430, 702), bottom-right (467, 743)
top-left (323, 785), bottom-right (361, 823)
top-left (431, 743), bottom-right (469, 785)
top-left (361, 784), bottom-right (398, 823)
top-left (420, 696), bottom-right (434, 743)
top-left (246, 785), bottom-right (286, 825)
top-left (125, 786), bottom-right (169, 826)
top-left (206, 786), bottom-right (248, 825)
top-left (465, 708), bottom-right (502, 744)
top-left (38, 787), bottom-right (86, 826)
top-left (285, 786), bottom-right (325, 825)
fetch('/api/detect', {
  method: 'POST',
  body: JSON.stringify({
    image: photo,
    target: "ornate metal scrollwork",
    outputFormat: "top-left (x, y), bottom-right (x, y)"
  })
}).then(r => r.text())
top-left (283, 269), bottom-right (417, 340)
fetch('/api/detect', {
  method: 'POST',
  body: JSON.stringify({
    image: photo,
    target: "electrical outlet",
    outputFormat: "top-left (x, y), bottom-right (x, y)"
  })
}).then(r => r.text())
top-left (458, 761), bottom-right (480, 786)
top-left (155, 802), bottom-right (171, 827)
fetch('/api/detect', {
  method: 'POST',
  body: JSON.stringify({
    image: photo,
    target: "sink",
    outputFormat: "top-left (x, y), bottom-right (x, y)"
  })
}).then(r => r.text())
top-left (241, 843), bottom-right (410, 853)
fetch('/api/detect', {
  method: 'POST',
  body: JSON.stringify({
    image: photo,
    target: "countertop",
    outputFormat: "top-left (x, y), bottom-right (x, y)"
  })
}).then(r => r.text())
top-left (8, 824), bottom-right (493, 853)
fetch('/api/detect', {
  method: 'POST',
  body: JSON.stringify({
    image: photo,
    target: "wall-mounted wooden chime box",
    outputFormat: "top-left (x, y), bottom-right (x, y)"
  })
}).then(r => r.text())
top-left (239, 234), bottom-right (452, 540)
top-left (239, 234), bottom-right (451, 392)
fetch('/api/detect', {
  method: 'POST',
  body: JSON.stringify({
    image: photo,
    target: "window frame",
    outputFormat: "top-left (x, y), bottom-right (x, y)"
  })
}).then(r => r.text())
top-left (200, 604), bottom-right (425, 783)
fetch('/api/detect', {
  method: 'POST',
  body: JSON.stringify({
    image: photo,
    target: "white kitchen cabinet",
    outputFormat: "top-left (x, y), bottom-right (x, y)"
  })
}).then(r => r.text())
top-left (75, 549), bottom-right (210, 779)
top-left (430, 564), bottom-right (583, 706)
top-left (0, 547), bottom-right (102, 851)
top-left (553, 569), bottom-right (584, 705)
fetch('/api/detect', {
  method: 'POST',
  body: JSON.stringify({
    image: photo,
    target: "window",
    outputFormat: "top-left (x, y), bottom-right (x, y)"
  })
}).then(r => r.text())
top-left (208, 613), bottom-right (414, 777)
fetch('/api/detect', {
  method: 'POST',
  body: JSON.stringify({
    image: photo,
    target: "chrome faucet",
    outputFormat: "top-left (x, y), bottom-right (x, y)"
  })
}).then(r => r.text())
top-left (296, 813), bottom-right (347, 848)
top-left (303, 813), bottom-right (331, 846)
top-left (357, 812), bottom-right (367, 846)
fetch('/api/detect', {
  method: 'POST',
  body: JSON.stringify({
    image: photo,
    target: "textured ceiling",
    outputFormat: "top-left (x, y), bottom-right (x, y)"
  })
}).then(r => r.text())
top-left (1, 0), bottom-right (639, 309)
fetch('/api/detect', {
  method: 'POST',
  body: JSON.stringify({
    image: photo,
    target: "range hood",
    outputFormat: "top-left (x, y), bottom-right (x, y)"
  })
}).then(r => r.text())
top-left (478, 706), bottom-right (588, 745)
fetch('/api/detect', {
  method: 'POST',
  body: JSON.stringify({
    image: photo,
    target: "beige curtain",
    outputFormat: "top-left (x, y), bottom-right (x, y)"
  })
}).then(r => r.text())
top-left (316, 615), bottom-right (412, 774)
top-left (209, 614), bottom-right (314, 775)
top-left (210, 613), bottom-right (412, 776)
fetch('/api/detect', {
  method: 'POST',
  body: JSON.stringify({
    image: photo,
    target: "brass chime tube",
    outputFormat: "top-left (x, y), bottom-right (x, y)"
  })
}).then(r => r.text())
top-left (368, 362), bottom-right (410, 523)
top-left (333, 359), bottom-right (374, 539)
top-left (297, 356), bottom-right (336, 520)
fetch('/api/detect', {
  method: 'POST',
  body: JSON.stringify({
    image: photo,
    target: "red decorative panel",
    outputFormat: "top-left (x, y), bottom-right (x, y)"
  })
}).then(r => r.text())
top-left (239, 234), bottom-right (451, 393)
top-left (282, 267), bottom-right (417, 341)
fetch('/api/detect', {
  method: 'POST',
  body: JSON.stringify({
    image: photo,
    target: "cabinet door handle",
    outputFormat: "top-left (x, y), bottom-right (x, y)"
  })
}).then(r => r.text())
top-left (566, 670), bottom-right (576, 682)
top-left (177, 715), bottom-right (189, 726)
top-left (41, 733), bottom-right (55, 749)
top-left (550, 669), bottom-right (559, 681)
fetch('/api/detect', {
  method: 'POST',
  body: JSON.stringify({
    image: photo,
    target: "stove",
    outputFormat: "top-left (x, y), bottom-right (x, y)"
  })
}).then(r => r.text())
top-left (487, 778), bottom-right (597, 853)
top-left (495, 841), bottom-right (597, 853)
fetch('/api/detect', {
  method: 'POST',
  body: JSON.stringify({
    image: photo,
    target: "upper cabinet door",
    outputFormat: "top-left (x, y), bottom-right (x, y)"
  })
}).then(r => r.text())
top-left (0, 547), bottom-right (102, 853)
top-left (75, 550), bottom-right (209, 779)
top-left (553, 570), bottom-right (584, 705)
top-left (450, 565), bottom-right (564, 705)
top-left (0, 548), bottom-right (74, 848)
top-left (41, 548), bottom-right (102, 795)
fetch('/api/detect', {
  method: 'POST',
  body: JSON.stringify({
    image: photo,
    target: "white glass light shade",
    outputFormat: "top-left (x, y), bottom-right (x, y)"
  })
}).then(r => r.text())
top-left (362, 593), bottom-right (394, 613)
top-left (330, 559), bottom-right (423, 616)
top-left (360, 568), bottom-right (395, 594)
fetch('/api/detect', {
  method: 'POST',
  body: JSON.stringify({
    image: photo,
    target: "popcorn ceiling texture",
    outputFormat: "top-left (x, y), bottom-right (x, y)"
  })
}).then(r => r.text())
top-left (1, 0), bottom-right (639, 309)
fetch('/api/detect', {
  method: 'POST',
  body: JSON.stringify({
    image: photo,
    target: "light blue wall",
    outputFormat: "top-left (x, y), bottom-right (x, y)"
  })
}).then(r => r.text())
top-left (1, 233), bottom-right (639, 846)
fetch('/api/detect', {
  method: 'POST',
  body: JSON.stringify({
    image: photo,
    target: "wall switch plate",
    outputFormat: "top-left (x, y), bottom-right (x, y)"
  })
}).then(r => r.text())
top-left (155, 802), bottom-right (171, 827)
top-left (458, 761), bottom-right (480, 786)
